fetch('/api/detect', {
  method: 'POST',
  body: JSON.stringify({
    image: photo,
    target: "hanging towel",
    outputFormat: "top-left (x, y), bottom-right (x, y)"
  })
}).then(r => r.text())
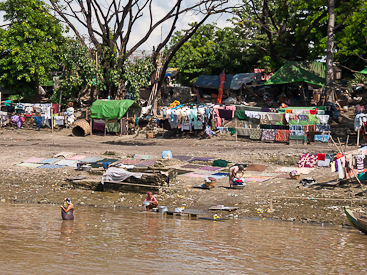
top-left (235, 110), bottom-right (249, 120)
top-left (356, 155), bottom-right (365, 173)
top-left (249, 128), bottom-right (262, 140)
top-left (317, 153), bottom-right (326, 161)
top-left (331, 161), bottom-right (336, 172)
top-left (228, 127), bottom-right (236, 136)
top-left (261, 129), bottom-right (277, 141)
top-left (337, 159), bottom-right (345, 179)
top-left (275, 130), bottom-right (290, 142)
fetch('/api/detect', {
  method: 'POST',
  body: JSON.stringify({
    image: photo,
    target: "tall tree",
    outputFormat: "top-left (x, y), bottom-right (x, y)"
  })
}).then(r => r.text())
top-left (0, 0), bottom-right (65, 99)
top-left (53, 38), bottom-right (98, 103)
top-left (49, 0), bottom-right (232, 99)
top-left (232, 0), bottom-right (358, 70)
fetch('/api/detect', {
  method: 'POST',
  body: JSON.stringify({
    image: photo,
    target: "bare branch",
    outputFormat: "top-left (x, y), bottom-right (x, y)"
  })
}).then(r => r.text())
top-left (48, 0), bottom-right (232, 97)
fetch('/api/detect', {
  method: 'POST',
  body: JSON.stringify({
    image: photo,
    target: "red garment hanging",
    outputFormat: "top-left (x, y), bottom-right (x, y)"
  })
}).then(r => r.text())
top-left (217, 72), bottom-right (225, 104)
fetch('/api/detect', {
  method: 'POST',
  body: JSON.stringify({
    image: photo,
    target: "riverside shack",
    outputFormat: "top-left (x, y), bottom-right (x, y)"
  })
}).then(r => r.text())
top-left (89, 99), bottom-right (141, 136)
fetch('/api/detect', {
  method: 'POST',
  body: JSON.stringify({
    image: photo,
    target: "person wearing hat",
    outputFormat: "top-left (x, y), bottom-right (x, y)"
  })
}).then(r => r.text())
top-left (142, 192), bottom-right (159, 211)
top-left (60, 198), bottom-right (74, 220)
top-left (229, 165), bottom-right (245, 187)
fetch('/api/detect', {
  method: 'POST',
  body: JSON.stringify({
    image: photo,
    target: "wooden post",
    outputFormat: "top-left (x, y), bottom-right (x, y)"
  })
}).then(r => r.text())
top-left (120, 118), bottom-right (122, 137)
top-left (51, 114), bottom-right (53, 133)
top-left (58, 91), bottom-right (62, 114)
top-left (268, 197), bottom-right (274, 212)
top-left (357, 129), bottom-right (360, 147)
top-left (126, 112), bottom-right (129, 134)
top-left (235, 116), bottom-right (238, 142)
top-left (345, 135), bottom-right (349, 150)
top-left (90, 118), bottom-right (93, 136)
top-left (104, 120), bottom-right (107, 136)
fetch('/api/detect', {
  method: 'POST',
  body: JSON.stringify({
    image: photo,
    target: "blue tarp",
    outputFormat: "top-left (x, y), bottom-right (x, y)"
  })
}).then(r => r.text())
top-left (194, 75), bottom-right (234, 90)
top-left (230, 73), bottom-right (261, 90)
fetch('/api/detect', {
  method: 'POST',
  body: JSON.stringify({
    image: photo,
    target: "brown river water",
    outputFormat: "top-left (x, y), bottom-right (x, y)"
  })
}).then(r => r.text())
top-left (1, 204), bottom-right (367, 275)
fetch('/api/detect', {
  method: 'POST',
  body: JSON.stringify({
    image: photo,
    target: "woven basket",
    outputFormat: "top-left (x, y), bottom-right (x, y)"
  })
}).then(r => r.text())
top-left (72, 119), bottom-right (91, 136)
top-left (146, 132), bottom-right (154, 138)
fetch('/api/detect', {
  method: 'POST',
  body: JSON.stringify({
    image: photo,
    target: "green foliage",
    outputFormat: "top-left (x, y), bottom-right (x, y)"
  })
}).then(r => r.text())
top-left (7, 94), bottom-right (23, 102)
top-left (170, 0), bottom-right (367, 81)
top-left (334, 0), bottom-right (367, 75)
top-left (0, 0), bottom-right (65, 99)
top-left (232, 0), bottom-right (366, 73)
top-left (168, 23), bottom-right (247, 86)
top-left (123, 57), bottom-right (154, 100)
top-left (231, 0), bottom-right (330, 69)
top-left (90, 46), bottom-right (154, 99)
top-left (347, 73), bottom-right (367, 93)
top-left (50, 38), bottom-right (98, 102)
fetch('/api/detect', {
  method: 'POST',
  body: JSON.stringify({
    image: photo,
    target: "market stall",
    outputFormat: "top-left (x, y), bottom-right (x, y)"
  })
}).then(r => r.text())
top-left (89, 99), bottom-right (141, 136)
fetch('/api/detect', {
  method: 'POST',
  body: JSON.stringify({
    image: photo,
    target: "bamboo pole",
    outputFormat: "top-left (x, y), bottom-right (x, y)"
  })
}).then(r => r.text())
top-left (235, 116), bottom-right (238, 142)
top-left (104, 120), bottom-right (107, 136)
top-left (345, 135), bottom-right (349, 150)
top-left (126, 112), bottom-right (129, 134)
top-left (357, 129), bottom-right (360, 147)
top-left (90, 118), bottom-right (93, 136)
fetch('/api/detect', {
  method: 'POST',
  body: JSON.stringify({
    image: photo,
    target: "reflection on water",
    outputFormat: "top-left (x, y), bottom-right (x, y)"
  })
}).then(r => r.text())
top-left (0, 204), bottom-right (367, 274)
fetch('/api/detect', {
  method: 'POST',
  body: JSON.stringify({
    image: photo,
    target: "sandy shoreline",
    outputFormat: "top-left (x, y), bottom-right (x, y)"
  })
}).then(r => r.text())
top-left (0, 127), bottom-right (366, 226)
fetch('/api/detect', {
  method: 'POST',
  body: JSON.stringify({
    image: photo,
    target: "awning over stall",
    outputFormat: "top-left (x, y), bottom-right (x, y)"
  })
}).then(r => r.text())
top-left (264, 61), bottom-right (326, 87)
top-left (90, 100), bottom-right (141, 120)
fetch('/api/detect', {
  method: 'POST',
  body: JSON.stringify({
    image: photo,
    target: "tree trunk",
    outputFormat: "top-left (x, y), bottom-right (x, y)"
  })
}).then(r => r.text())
top-left (262, 0), bottom-right (278, 66)
top-left (325, 0), bottom-right (335, 102)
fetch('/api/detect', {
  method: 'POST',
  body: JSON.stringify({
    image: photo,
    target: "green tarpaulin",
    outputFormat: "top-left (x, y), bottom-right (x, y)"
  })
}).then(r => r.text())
top-left (264, 61), bottom-right (326, 86)
top-left (90, 100), bottom-right (141, 120)
top-left (360, 68), bottom-right (367, 75)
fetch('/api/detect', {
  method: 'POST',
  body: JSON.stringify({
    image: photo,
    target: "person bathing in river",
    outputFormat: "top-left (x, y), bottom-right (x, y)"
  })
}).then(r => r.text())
top-left (60, 198), bottom-right (74, 220)
top-left (143, 192), bottom-right (159, 211)
top-left (229, 165), bottom-right (245, 187)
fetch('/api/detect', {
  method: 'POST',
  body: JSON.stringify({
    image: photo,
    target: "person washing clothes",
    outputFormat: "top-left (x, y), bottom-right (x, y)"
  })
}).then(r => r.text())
top-left (142, 192), bottom-right (159, 211)
top-left (60, 198), bottom-right (74, 220)
top-left (229, 165), bottom-right (245, 187)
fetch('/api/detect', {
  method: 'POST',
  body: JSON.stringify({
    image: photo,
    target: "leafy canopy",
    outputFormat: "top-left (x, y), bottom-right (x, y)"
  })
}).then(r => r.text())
top-left (51, 38), bottom-right (98, 103)
top-left (123, 56), bottom-right (154, 100)
top-left (0, 0), bottom-right (65, 99)
top-left (168, 23), bottom-right (246, 86)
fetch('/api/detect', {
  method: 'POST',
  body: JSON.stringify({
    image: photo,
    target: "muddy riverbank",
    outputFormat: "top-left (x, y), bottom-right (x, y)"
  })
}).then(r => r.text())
top-left (0, 127), bottom-right (366, 226)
